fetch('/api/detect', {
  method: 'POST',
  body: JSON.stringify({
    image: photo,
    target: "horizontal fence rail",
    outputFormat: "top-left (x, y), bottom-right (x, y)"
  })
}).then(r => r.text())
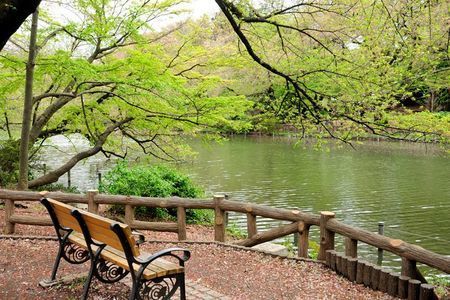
top-left (1, 188), bottom-right (449, 282)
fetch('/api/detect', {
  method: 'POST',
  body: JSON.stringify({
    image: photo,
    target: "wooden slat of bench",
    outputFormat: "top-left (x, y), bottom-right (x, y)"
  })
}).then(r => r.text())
top-left (68, 233), bottom-right (183, 280)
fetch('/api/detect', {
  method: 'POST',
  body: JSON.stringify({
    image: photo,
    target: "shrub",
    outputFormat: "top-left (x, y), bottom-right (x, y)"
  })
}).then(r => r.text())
top-left (99, 161), bottom-right (212, 224)
top-left (0, 139), bottom-right (20, 188)
top-left (0, 139), bottom-right (40, 188)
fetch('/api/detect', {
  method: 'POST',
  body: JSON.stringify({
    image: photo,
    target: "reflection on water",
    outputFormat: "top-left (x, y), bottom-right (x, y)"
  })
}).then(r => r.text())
top-left (40, 135), bottom-right (450, 274)
top-left (181, 136), bottom-right (450, 274)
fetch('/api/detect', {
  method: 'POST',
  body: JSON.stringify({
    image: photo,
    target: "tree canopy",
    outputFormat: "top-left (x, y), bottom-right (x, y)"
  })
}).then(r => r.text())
top-left (0, 0), bottom-right (251, 188)
top-left (214, 0), bottom-right (449, 142)
top-left (0, 0), bottom-right (448, 189)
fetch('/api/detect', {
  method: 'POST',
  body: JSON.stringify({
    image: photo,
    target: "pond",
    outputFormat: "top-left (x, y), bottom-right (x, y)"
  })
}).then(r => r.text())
top-left (41, 135), bottom-right (450, 274)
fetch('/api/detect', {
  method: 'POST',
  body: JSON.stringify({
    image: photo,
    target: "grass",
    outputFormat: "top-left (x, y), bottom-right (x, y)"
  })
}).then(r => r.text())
top-left (428, 275), bottom-right (450, 298)
top-left (226, 223), bottom-right (246, 239)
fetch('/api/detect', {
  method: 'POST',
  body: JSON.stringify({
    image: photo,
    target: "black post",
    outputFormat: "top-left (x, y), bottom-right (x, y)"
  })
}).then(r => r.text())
top-left (67, 170), bottom-right (71, 188)
top-left (377, 222), bottom-right (384, 265)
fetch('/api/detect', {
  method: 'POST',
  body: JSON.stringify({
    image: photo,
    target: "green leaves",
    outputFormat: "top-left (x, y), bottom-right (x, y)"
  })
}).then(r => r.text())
top-left (100, 161), bottom-right (211, 223)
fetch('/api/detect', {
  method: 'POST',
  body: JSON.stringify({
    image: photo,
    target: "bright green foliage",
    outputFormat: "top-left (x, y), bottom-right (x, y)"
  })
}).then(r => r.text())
top-left (226, 223), bottom-right (246, 239)
top-left (308, 240), bottom-right (320, 260)
top-left (211, 0), bottom-right (449, 143)
top-left (99, 161), bottom-right (212, 224)
top-left (0, 139), bottom-right (20, 187)
top-left (387, 112), bottom-right (450, 143)
top-left (0, 139), bottom-right (39, 187)
top-left (0, 0), bottom-right (252, 187)
top-left (428, 275), bottom-right (450, 298)
top-left (100, 161), bottom-right (202, 199)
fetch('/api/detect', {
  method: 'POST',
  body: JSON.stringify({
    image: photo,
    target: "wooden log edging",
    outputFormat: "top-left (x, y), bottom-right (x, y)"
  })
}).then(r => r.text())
top-left (326, 219), bottom-right (450, 274)
top-left (408, 279), bottom-right (421, 300)
top-left (323, 253), bottom-right (439, 300)
top-left (419, 284), bottom-right (435, 300)
top-left (379, 269), bottom-right (390, 293)
top-left (387, 272), bottom-right (399, 297)
top-left (347, 257), bottom-right (357, 282)
top-left (398, 275), bottom-right (410, 299)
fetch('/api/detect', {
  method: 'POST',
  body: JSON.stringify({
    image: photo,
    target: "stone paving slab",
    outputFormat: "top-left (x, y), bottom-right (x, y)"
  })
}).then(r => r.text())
top-left (122, 276), bottom-right (229, 299)
top-left (41, 272), bottom-right (229, 299)
top-left (182, 280), bottom-right (230, 299)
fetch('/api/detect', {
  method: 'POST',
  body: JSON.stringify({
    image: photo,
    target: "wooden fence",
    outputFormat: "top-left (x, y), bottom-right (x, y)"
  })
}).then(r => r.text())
top-left (1, 189), bottom-right (449, 298)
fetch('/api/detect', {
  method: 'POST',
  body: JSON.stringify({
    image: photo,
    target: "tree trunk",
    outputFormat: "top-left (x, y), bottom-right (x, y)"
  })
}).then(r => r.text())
top-left (17, 9), bottom-right (39, 190)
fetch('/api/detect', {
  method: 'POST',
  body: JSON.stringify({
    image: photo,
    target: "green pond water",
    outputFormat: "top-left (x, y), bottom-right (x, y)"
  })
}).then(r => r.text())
top-left (180, 136), bottom-right (450, 274)
top-left (41, 135), bottom-right (449, 275)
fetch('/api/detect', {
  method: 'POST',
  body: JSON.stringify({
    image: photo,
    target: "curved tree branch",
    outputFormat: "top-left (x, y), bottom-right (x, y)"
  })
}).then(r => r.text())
top-left (28, 118), bottom-right (132, 188)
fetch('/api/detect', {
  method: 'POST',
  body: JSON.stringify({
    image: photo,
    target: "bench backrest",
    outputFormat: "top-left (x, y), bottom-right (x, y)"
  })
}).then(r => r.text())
top-left (46, 198), bottom-right (140, 257)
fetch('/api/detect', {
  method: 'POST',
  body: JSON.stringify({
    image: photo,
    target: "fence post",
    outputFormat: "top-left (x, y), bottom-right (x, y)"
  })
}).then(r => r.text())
top-left (297, 221), bottom-right (310, 258)
top-left (3, 199), bottom-right (15, 234)
top-left (177, 207), bottom-right (187, 241)
top-left (125, 204), bottom-right (134, 226)
top-left (318, 211), bottom-right (335, 260)
top-left (87, 190), bottom-right (99, 214)
top-left (246, 212), bottom-right (257, 238)
top-left (377, 221), bottom-right (384, 265)
top-left (401, 258), bottom-right (426, 282)
top-left (345, 237), bottom-right (358, 258)
top-left (214, 195), bottom-right (225, 242)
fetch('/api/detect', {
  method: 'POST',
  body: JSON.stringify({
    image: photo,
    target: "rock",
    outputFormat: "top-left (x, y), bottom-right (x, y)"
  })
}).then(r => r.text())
top-left (251, 242), bottom-right (289, 256)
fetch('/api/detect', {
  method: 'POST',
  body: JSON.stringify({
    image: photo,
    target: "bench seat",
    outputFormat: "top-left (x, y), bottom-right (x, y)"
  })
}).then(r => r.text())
top-left (68, 232), bottom-right (184, 280)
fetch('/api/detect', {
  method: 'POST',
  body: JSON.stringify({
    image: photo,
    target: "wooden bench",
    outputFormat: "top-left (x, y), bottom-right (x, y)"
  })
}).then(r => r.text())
top-left (40, 198), bottom-right (190, 300)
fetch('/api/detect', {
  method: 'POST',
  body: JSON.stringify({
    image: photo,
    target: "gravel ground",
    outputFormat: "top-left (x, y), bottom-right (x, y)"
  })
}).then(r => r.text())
top-left (0, 201), bottom-right (399, 299)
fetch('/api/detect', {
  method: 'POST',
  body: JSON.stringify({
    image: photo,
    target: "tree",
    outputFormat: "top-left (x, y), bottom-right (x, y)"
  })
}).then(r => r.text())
top-left (0, 0), bottom-right (250, 188)
top-left (18, 9), bottom-right (38, 189)
top-left (213, 0), bottom-right (449, 142)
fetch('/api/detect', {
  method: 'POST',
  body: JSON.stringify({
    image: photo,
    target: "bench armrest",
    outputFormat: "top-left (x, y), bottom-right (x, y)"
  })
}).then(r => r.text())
top-left (131, 231), bottom-right (145, 245)
top-left (137, 247), bottom-right (191, 266)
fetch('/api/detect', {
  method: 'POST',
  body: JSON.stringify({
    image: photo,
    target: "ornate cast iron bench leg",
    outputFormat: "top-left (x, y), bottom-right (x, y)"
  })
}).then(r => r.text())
top-left (132, 274), bottom-right (185, 300)
top-left (40, 198), bottom-right (89, 287)
top-left (80, 249), bottom-right (128, 300)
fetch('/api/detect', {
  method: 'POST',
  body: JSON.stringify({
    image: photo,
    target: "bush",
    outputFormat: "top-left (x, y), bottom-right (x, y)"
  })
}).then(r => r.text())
top-left (0, 139), bottom-right (40, 188)
top-left (0, 139), bottom-right (20, 188)
top-left (99, 161), bottom-right (212, 224)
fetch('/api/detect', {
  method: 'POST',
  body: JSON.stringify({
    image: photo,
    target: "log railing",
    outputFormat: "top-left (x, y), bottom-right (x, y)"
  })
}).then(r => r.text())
top-left (1, 189), bottom-right (449, 285)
